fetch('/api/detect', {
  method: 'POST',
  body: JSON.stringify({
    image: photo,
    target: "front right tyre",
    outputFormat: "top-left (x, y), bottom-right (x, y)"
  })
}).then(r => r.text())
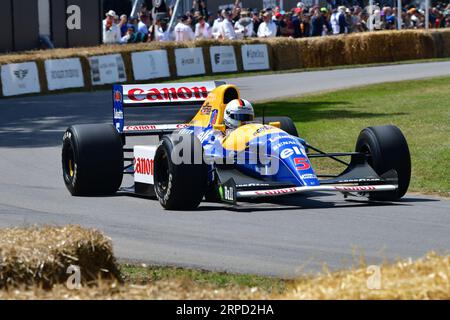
top-left (355, 125), bottom-right (411, 201)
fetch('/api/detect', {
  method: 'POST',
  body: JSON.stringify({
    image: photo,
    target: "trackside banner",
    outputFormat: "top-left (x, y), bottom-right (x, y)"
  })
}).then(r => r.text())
top-left (89, 54), bottom-right (127, 85)
top-left (1, 62), bottom-right (41, 96)
top-left (120, 81), bottom-right (217, 104)
top-left (45, 58), bottom-right (84, 91)
top-left (210, 46), bottom-right (237, 73)
top-left (241, 44), bottom-right (270, 71)
top-left (174, 48), bottom-right (205, 76)
top-left (131, 50), bottom-right (170, 80)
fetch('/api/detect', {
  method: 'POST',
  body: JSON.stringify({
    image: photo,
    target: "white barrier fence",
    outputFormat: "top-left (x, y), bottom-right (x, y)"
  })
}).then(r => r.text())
top-left (0, 44), bottom-right (270, 97)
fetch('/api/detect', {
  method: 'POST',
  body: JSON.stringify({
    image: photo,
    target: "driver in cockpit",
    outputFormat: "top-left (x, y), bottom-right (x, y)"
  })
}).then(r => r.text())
top-left (223, 99), bottom-right (254, 134)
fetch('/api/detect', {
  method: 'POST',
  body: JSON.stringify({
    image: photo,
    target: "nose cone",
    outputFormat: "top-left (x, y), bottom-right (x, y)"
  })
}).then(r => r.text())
top-left (280, 153), bottom-right (319, 186)
top-left (271, 136), bottom-right (319, 186)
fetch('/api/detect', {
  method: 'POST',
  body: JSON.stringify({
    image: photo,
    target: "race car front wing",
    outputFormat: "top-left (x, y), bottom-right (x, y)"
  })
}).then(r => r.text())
top-left (236, 184), bottom-right (398, 198)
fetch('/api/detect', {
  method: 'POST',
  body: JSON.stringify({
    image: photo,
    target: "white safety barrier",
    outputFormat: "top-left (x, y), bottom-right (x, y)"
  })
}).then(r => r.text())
top-left (45, 58), bottom-right (84, 91)
top-left (174, 47), bottom-right (205, 76)
top-left (131, 50), bottom-right (170, 80)
top-left (89, 54), bottom-right (127, 85)
top-left (1, 62), bottom-right (41, 96)
top-left (241, 44), bottom-right (270, 71)
top-left (209, 46), bottom-right (238, 73)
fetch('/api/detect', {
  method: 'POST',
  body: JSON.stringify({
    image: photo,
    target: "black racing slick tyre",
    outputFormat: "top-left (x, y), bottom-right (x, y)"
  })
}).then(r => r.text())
top-left (355, 125), bottom-right (411, 201)
top-left (62, 124), bottom-right (123, 196)
top-left (153, 134), bottom-right (207, 210)
top-left (256, 116), bottom-right (298, 137)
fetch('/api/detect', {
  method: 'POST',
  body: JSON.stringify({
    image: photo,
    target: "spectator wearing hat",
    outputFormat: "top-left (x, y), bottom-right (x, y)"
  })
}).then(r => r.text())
top-left (310, 7), bottom-right (330, 37)
top-left (235, 10), bottom-right (254, 38)
top-left (220, 10), bottom-right (237, 40)
top-left (273, 12), bottom-right (285, 36)
top-left (330, 6), bottom-right (347, 34)
top-left (292, 7), bottom-right (302, 38)
top-left (257, 12), bottom-right (277, 37)
top-left (195, 16), bottom-right (212, 39)
top-left (174, 15), bottom-right (195, 41)
top-left (330, 8), bottom-right (339, 34)
top-left (103, 10), bottom-right (121, 44)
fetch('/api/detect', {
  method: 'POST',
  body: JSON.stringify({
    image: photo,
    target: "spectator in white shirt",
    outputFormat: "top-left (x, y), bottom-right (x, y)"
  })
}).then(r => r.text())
top-left (257, 12), bottom-right (277, 38)
top-left (195, 16), bottom-right (212, 39)
top-left (235, 11), bottom-right (253, 39)
top-left (102, 10), bottom-right (121, 44)
top-left (211, 12), bottom-right (224, 39)
top-left (155, 19), bottom-right (171, 42)
top-left (173, 15), bottom-right (195, 41)
top-left (137, 13), bottom-right (150, 34)
top-left (120, 26), bottom-right (134, 44)
top-left (220, 10), bottom-right (237, 40)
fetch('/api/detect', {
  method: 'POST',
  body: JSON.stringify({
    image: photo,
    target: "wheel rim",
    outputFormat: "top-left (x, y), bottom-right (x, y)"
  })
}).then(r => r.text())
top-left (63, 143), bottom-right (75, 181)
top-left (360, 143), bottom-right (374, 168)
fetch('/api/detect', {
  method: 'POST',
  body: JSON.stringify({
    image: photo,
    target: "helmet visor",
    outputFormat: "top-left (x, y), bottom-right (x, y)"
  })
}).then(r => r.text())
top-left (230, 113), bottom-right (254, 121)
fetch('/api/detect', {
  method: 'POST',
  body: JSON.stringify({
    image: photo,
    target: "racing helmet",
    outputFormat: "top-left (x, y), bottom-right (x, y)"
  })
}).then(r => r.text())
top-left (223, 99), bottom-right (254, 129)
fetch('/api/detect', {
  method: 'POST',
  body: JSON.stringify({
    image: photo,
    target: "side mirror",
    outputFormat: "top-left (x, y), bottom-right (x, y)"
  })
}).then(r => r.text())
top-left (269, 121), bottom-right (281, 128)
top-left (213, 124), bottom-right (226, 132)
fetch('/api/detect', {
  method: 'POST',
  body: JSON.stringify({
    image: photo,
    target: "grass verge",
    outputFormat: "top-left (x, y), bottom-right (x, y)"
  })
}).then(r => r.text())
top-left (255, 76), bottom-right (450, 196)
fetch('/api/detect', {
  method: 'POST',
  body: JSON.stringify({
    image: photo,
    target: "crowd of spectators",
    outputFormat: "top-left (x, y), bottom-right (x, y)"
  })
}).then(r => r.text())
top-left (102, 0), bottom-right (450, 44)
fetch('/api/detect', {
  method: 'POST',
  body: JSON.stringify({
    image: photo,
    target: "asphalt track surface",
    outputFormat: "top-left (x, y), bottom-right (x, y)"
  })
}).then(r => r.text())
top-left (1, 61), bottom-right (449, 277)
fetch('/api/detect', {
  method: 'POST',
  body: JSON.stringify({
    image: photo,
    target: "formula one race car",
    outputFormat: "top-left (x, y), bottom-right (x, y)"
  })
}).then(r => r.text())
top-left (62, 81), bottom-right (411, 210)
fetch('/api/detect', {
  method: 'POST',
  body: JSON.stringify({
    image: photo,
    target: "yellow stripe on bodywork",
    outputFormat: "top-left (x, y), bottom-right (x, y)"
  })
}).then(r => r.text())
top-left (221, 124), bottom-right (283, 152)
top-left (189, 85), bottom-right (240, 128)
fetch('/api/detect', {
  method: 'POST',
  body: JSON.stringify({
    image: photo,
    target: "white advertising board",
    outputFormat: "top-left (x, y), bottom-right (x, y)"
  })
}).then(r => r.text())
top-left (45, 58), bottom-right (84, 90)
top-left (1, 62), bottom-right (41, 96)
top-left (209, 46), bottom-right (237, 73)
top-left (89, 54), bottom-right (127, 85)
top-left (131, 50), bottom-right (170, 80)
top-left (241, 44), bottom-right (270, 71)
top-left (174, 48), bottom-right (205, 76)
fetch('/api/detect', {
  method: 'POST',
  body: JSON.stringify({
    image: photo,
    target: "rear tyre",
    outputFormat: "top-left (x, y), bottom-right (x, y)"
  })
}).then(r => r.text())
top-left (355, 125), bottom-right (411, 201)
top-left (153, 134), bottom-right (207, 210)
top-left (62, 124), bottom-right (123, 196)
top-left (256, 116), bottom-right (298, 137)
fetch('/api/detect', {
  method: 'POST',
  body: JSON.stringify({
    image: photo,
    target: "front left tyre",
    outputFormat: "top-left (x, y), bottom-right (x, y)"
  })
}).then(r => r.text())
top-left (256, 116), bottom-right (299, 137)
top-left (153, 134), bottom-right (207, 210)
top-left (62, 124), bottom-right (123, 196)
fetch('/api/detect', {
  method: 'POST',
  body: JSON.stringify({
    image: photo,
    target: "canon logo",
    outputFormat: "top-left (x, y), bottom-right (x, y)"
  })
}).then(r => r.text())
top-left (127, 86), bottom-right (208, 102)
top-left (134, 157), bottom-right (154, 176)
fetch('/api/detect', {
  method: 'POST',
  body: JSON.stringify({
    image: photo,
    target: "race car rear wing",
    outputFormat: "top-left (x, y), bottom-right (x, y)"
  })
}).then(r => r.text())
top-left (112, 81), bottom-right (224, 134)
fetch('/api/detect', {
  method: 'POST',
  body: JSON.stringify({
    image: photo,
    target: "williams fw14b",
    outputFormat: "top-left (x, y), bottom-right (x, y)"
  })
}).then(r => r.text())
top-left (62, 81), bottom-right (411, 210)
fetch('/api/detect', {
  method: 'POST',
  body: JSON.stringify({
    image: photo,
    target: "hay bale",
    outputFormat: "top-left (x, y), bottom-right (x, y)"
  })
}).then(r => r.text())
top-left (263, 38), bottom-right (302, 70)
top-left (437, 29), bottom-right (450, 57)
top-left (344, 30), bottom-right (437, 65)
top-left (0, 225), bottom-right (120, 289)
top-left (300, 36), bottom-right (347, 68)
